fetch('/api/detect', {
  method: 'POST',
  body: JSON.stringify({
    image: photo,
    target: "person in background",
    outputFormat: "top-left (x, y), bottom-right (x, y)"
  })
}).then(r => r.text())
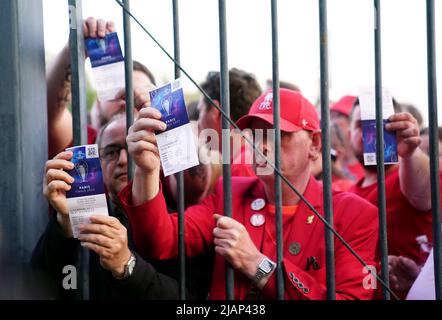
top-left (197, 68), bottom-right (262, 177)
top-left (348, 98), bottom-right (437, 298)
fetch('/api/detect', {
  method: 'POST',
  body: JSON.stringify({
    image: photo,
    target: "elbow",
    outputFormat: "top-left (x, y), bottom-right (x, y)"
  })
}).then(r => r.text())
top-left (407, 196), bottom-right (432, 212)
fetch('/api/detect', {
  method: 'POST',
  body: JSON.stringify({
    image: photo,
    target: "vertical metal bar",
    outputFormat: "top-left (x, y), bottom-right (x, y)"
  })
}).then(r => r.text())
top-left (172, 0), bottom-right (186, 300)
top-left (271, 0), bottom-right (284, 300)
top-left (373, 0), bottom-right (390, 300)
top-left (218, 0), bottom-right (234, 300)
top-left (318, 0), bottom-right (335, 300)
top-left (68, 0), bottom-right (89, 300)
top-left (426, 0), bottom-right (442, 300)
top-left (123, 0), bottom-right (134, 180)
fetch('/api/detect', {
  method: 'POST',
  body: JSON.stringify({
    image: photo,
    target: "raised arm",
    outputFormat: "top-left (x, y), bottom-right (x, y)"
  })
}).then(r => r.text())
top-left (387, 112), bottom-right (432, 211)
top-left (46, 17), bottom-right (115, 156)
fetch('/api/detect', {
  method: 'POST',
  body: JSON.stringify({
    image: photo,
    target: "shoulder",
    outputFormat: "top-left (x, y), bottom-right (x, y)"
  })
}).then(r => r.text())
top-left (333, 191), bottom-right (378, 224)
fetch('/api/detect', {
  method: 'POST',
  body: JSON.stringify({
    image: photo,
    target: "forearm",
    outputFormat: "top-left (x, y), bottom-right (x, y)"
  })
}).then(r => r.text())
top-left (46, 44), bottom-right (74, 155)
top-left (132, 167), bottom-right (161, 206)
top-left (400, 148), bottom-right (432, 211)
top-left (47, 44), bottom-right (72, 118)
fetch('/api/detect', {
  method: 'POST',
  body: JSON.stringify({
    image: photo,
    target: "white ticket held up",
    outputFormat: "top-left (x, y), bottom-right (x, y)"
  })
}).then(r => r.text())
top-left (149, 79), bottom-right (199, 176)
top-left (65, 144), bottom-right (109, 238)
top-left (85, 32), bottom-right (125, 101)
top-left (358, 87), bottom-right (398, 166)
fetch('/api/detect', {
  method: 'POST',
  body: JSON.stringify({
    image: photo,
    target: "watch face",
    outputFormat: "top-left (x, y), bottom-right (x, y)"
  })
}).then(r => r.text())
top-left (125, 255), bottom-right (136, 277)
top-left (260, 259), bottom-right (273, 273)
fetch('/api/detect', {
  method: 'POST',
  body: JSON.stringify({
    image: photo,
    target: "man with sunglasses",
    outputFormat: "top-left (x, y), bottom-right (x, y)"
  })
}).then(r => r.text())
top-left (120, 88), bottom-right (380, 299)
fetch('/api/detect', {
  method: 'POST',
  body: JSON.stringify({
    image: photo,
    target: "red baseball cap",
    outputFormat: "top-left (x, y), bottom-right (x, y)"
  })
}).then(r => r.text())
top-left (236, 88), bottom-right (320, 132)
top-left (330, 95), bottom-right (357, 117)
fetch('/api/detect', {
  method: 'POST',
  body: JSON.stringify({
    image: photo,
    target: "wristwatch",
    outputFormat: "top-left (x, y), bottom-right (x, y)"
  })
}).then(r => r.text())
top-left (115, 252), bottom-right (137, 280)
top-left (254, 257), bottom-right (275, 282)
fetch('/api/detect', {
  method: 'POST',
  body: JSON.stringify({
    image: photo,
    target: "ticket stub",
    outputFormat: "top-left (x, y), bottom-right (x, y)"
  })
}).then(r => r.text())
top-left (358, 87), bottom-right (398, 166)
top-left (149, 78), bottom-right (199, 176)
top-left (85, 32), bottom-right (125, 101)
top-left (65, 144), bottom-right (109, 238)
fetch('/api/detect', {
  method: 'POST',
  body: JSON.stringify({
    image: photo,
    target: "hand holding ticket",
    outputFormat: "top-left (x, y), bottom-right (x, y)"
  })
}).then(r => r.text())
top-left (86, 32), bottom-right (125, 101)
top-left (65, 144), bottom-right (109, 238)
top-left (148, 78), bottom-right (199, 176)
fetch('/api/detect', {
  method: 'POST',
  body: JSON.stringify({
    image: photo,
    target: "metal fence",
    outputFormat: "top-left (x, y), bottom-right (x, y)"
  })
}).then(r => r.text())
top-left (67, 0), bottom-right (442, 301)
top-left (0, 0), bottom-right (439, 300)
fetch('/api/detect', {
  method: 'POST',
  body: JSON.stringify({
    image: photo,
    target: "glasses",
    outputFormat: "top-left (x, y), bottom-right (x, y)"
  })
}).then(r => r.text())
top-left (99, 144), bottom-right (128, 162)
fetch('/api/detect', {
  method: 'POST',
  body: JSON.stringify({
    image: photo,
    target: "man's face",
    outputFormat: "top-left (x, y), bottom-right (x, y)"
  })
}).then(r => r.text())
top-left (97, 70), bottom-right (153, 128)
top-left (249, 118), bottom-right (315, 185)
top-left (330, 112), bottom-right (350, 143)
top-left (99, 118), bottom-right (128, 199)
top-left (349, 105), bottom-right (364, 163)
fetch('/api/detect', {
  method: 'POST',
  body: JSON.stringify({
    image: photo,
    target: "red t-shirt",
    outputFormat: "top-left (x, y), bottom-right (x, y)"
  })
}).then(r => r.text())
top-left (349, 167), bottom-right (433, 263)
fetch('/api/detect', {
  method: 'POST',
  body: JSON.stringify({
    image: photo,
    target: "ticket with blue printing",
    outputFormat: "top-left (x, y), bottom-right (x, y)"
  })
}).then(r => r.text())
top-left (65, 144), bottom-right (109, 238)
top-left (149, 78), bottom-right (199, 176)
top-left (359, 87), bottom-right (398, 166)
top-left (85, 32), bottom-right (125, 101)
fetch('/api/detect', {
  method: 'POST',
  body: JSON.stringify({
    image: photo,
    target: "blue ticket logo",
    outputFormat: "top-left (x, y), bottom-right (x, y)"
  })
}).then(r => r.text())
top-left (66, 145), bottom-right (106, 198)
top-left (149, 81), bottom-right (190, 132)
top-left (85, 32), bottom-right (124, 68)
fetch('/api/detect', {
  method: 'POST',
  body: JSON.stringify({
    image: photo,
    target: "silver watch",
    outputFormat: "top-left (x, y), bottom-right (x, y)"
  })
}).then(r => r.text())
top-left (254, 257), bottom-right (275, 282)
top-left (118, 253), bottom-right (137, 280)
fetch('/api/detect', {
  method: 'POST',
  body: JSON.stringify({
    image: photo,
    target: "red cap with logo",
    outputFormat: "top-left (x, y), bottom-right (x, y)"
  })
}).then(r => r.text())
top-left (330, 95), bottom-right (357, 117)
top-left (236, 88), bottom-right (320, 132)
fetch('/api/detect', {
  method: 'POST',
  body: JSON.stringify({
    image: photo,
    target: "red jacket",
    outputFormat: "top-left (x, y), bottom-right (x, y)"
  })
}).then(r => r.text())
top-left (119, 176), bottom-right (379, 300)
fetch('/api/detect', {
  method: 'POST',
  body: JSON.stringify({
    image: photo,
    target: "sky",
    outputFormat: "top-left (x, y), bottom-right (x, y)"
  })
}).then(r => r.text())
top-left (42, 0), bottom-right (441, 126)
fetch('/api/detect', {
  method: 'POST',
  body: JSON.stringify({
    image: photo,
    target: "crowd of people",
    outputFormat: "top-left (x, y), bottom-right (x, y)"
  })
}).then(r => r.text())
top-left (30, 17), bottom-right (441, 300)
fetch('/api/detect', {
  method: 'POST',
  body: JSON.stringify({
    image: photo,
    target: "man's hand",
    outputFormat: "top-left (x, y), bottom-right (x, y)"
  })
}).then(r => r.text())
top-left (83, 17), bottom-right (115, 40)
top-left (78, 215), bottom-right (131, 278)
top-left (127, 107), bottom-right (166, 175)
top-left (388, 255), bottom-right (421, 293)
top-left (386, 112), bottom-right (421, 159)
top-left (114, 83), bottom-right (157, 112)
top-left (43, 151), bottom-right (75, 237)
top-left (213, 214), bottom-right (266, 286)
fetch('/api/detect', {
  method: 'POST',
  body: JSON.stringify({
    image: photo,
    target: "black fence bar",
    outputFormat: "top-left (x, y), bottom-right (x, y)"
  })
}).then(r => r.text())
top-left (426, 0), bottom-right (442, 300)
top-left (172, 0), bottom-right (186, 300)
top-left (68, 0), bottom-right (89, 300)
top-left (270, 0), bottom-right (284, 300)
top-left (123, 0), bottom-right (134, 180)
top-left (318, 0), bottom-right (336, 300)
top-left (218, 0), bottom-right (234, 300)
top-left (373, 0), bottom-right (390, 300)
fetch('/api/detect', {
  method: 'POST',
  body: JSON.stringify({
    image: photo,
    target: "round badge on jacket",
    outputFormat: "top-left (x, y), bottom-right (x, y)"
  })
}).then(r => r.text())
top-left (250, 213), bottom-right (265, 227)
top-left (251, 198), bottom-right (266, 211)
